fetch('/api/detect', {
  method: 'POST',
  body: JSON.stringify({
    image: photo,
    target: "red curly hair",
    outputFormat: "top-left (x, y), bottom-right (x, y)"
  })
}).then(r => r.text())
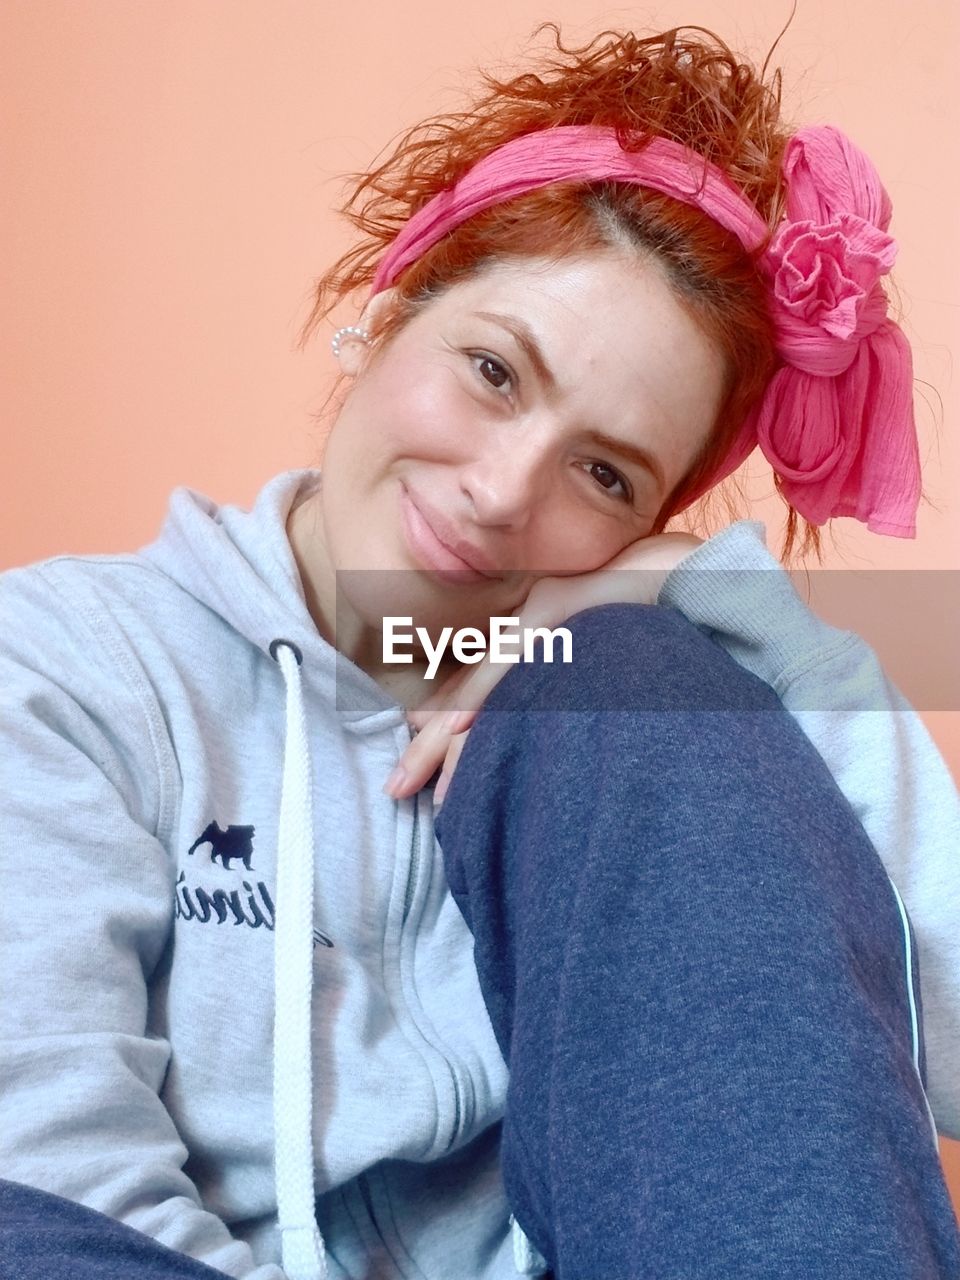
top-left (297, 21), bottom-right (830, 560)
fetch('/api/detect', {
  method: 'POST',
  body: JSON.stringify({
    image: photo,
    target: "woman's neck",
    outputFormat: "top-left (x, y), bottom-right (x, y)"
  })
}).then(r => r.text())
top-left (286, 493), bottom-right (459, 710)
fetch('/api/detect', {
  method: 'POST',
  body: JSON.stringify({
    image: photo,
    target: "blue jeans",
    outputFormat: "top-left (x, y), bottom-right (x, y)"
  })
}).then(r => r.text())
top-left (3, 605), bottom-right (958, 1279)
top-left (435, 603), bottom-right (960, 1279)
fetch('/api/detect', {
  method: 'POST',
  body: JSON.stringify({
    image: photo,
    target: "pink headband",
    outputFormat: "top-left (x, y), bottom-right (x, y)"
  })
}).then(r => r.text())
top-left (370, 124), bottom-right (920, 537)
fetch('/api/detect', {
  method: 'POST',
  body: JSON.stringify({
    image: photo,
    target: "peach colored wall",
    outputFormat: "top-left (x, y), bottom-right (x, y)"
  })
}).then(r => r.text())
top-left (3, 0), bottom-right (958, 1209)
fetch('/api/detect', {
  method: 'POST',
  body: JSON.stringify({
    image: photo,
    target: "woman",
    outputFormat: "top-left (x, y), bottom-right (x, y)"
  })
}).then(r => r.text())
top-left (1, 23), bottom-right (958, 1280)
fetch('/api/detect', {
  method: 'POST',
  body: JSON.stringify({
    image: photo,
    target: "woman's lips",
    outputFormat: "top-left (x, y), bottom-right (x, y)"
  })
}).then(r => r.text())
top-left (399, 485), bottom-right (498, 585)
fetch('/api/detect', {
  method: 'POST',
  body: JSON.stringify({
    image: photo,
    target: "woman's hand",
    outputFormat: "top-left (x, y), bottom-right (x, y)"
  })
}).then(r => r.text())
top-left (383, 530), bottom-right (705, 804)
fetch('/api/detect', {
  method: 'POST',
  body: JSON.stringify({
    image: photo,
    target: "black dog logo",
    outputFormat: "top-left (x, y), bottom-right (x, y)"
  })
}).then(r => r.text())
top-left (187, 822), bottom-right (255, 871)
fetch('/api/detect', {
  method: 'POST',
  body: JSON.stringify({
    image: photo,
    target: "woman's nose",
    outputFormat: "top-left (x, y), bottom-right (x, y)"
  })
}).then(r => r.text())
top-left (459, 435), bottom-right (549, 530)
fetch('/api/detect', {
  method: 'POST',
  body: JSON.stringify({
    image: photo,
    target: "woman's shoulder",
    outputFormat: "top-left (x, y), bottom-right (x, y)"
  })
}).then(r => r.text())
top-left (0, 550), bottom-right (217, 748)
top-left (0, 553), bottom-right (186, 841)
top-left (1, 550), bottom-right (197, 670)
top-left (3, 545), bottom-right (183, 600)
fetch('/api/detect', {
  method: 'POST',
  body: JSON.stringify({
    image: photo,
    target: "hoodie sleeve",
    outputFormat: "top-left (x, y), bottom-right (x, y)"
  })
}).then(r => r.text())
top-left (0, 563), bottom-right (285, 1280)
top-left (658, 521), bottom-right (960, 1141)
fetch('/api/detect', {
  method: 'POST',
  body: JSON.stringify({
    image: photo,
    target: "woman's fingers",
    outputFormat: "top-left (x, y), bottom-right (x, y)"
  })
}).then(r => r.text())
top-left (386, 706), bottom-right (472, 798)
top-left (388, 655), bottom-right (510, 798)
top-left (405, 664), bottom-right (473, 730)
top-left (433, 731), bottom-right (469, 808)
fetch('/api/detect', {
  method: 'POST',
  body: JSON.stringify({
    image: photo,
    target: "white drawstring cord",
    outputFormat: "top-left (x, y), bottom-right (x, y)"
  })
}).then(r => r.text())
top-left (272, 640), bottom-right (328, 1280)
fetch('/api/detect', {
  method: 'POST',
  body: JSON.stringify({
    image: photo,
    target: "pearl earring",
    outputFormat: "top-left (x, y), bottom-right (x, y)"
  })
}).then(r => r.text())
top-left (331, 325), bottom-right (370, 358)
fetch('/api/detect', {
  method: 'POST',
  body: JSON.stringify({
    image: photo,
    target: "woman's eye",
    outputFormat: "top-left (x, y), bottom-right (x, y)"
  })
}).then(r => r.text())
top-left (471, 353), bottom-right (513, 394)
top-left (586, 462), bottom-right (632, 502)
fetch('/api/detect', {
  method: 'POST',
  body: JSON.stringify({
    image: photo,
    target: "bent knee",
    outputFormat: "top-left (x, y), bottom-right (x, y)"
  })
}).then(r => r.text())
top-left (484, 602), bottom-right (780, 714)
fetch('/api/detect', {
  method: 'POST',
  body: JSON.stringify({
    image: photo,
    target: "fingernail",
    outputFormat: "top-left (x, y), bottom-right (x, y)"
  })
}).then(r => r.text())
top-left (445, 708), bottom-right (465, 732)
top-left (384, 765), bottom-right (407, 797)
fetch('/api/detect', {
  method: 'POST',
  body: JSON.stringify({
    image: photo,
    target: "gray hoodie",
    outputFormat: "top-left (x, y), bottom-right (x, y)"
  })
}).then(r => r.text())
top-left (1, 469), bottom-right (957, 1280)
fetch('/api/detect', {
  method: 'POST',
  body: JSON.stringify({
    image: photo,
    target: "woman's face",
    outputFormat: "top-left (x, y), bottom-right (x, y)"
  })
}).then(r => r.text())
top-left (312, 251), bottom-right (728, 648)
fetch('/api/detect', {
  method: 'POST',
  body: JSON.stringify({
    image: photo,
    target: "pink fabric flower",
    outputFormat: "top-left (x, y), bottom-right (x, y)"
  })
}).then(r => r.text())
top-left (772, 214), bottom-right (896, 336)
top-left (764, 212), bottom-right (898, 375)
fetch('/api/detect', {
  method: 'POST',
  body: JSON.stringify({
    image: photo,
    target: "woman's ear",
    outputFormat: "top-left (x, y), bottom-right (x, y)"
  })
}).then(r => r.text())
top-left (336, 287), bottom-right (400, 378)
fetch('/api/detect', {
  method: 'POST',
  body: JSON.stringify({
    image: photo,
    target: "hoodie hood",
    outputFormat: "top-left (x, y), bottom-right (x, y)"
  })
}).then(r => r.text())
top-left (142, 468), bottom-right (403, 729)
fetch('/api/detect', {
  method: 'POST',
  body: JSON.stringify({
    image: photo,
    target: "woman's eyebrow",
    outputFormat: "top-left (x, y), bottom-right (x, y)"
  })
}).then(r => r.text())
top-left (470, 311), bottom-right (558, 394)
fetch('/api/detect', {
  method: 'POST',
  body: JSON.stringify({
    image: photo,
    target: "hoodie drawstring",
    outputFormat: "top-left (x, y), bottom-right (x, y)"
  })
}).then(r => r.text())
top-left (272, 640), bottom-right (328, 1280)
